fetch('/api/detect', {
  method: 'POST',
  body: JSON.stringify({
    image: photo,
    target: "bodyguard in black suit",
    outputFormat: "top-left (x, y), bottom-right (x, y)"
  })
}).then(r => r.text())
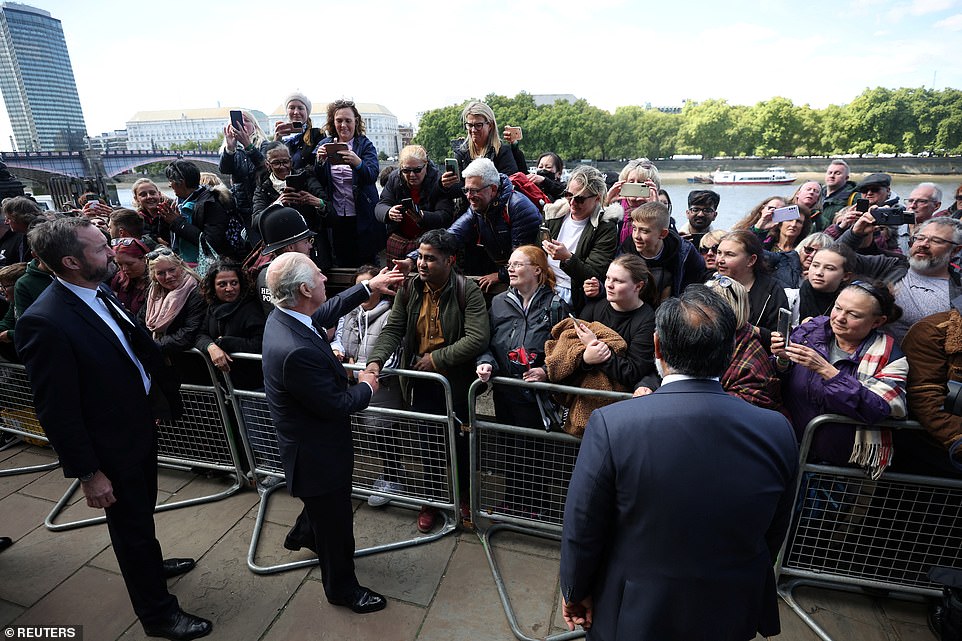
top-left (15, 218), bottom-right (211, 641)
top-left (560, 287), bottom-right (799, 641)
top-left (261, 252), bottom-right (403, 613)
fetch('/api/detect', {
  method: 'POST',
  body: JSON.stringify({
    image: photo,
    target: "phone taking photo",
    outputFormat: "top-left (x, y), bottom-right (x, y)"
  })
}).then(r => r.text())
top-left (619, 182), bottom-right (653, 198)
top-left (777, 308), bottom-right (792, 348)
top-left (444, 158), bottom-right (461, 181)
top-left (229, 110), bottom-right (244, 132)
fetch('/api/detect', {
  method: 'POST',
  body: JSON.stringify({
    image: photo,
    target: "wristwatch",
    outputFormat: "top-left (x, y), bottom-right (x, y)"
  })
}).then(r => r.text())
top-left (79, 471), bottom-right (96, 482)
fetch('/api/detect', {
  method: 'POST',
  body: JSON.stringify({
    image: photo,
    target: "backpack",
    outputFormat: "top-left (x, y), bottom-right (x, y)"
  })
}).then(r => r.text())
top-left (241, 241), bottom-right (272, 281)
top-left (508, 172), bottom-right (551, 213)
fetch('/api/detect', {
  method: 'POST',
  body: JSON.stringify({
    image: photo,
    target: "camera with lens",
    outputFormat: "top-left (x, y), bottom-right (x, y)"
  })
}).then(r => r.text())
top-left (872, 204), bottom-right (914, 226)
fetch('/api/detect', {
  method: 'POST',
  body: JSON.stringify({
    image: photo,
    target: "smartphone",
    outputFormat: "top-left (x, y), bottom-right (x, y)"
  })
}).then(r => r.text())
top-left (777, 308), bottom-right (792, 347)
top-left (400, 197), bottom-right (420, 218)
top-left (285, 172), bottom-right (308, 191)
top-left (539, 225), bottom-right (552, 244)
top-left (504, 126), bottom-right (523, 141)
top-left (772, 205), bottom-right (800, 223)
top-left (289, 121), bottom-right (304, 132)
top-left (568, 313), bottom-right (583, 329)
top-left (325, 142), bottom-right (349, 164)
top-left (620, 182), bottom-right (651, 198)
top-left (855, 198), bottom-right (870, 213)
top-left (444, 157), bottom-right (461, 181)
top-left (229, 110), bottom-right (244, 132)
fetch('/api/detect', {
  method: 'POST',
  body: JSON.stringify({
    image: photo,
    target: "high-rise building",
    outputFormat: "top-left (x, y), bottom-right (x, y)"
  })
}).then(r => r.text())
top-left (0, 3), bottom-right (87, 151)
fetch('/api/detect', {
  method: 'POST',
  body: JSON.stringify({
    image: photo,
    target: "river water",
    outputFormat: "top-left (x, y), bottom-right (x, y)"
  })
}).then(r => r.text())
top-left (113, 176), bottom-right (961, 233)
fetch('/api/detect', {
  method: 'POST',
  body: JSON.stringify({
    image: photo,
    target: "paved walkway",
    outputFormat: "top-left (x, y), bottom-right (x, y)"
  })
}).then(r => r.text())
top-left (0, 443), bottom-right (937, 641)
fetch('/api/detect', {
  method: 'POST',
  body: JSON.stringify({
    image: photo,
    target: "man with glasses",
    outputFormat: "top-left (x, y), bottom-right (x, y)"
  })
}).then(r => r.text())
top-left (678, 189), bottom-right (720, 247)
top-left (841, 214), bottom-right (962, 344)
top-left (442, 158), bottom-right (540, 292)
top-left (896, 183), bottom-right (943, 253)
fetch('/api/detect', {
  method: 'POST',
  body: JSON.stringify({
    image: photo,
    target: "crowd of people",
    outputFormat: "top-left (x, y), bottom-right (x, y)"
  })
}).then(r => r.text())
top-left (2, 95), bottom-right (962, 637)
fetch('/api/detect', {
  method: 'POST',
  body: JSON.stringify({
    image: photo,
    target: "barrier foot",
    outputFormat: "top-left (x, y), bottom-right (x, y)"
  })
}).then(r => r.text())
top-left (247, 480), bottom-right (459, 575)
top-left (45, 472), bottom-right (245, 531)
top-left (478, 522), bottom-right (584, 641)
top-left (0, 458), bottom-right (60, 477)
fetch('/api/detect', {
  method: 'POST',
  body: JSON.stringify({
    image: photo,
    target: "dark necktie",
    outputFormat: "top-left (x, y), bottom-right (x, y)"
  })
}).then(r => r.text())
top-left (96, 289), bottom-right (150, 366)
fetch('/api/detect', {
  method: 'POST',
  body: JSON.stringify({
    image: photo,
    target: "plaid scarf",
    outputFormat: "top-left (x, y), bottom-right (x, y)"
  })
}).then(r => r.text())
top-left (847, 331), bottom-right (908, 479)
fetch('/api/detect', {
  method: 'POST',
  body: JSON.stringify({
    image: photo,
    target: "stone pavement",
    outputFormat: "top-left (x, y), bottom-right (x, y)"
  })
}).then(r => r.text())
top-left (0, 442), bottom-right (937, 641)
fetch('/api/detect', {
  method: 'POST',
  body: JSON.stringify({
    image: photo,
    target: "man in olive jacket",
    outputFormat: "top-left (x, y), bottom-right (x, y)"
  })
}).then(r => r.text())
top-left (366, 229), bottom-right (489, 533)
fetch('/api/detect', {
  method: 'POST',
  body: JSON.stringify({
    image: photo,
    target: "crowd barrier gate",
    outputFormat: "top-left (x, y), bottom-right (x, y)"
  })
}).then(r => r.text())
top-left (0, 360), bottom-right (59, 476)
top-left (775, 414), bottom-right (962, 641)
top-left (226, 354), bottom-right (461, 574)
top-left (45, 349), bottom-right (247, 531)
top-left (468, 376), bottom-right (632, 641)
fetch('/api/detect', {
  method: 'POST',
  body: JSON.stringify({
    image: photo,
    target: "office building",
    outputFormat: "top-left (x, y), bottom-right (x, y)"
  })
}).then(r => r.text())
top-left (0, 3), bottom-right (87, 151)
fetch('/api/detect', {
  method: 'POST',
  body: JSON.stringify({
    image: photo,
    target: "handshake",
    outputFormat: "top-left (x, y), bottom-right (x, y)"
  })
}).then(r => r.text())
top-left (358, 362), bottom-right (382, 394)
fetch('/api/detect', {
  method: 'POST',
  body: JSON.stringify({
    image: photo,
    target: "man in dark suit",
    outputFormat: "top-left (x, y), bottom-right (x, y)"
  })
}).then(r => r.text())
top-left (262, 252), bottom-right (402, 613)
top-left (560, 287), bottom-right (799, 641)
top-left (15, 217), bottom-right (211, 640)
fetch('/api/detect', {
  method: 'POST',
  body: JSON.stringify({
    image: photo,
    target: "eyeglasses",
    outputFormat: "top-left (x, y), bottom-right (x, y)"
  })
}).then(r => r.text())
top-left (688, 207), bottom-right (716, 215)
top-left (506, 261), bottom-right (532, 270)
top-left (955, 194), bottom-right (962, 201)
top-left (910, 234), bottom-right (958, 247)
top-left (464, 121), bottom-right (488, 130)
top-left (802, 245), bottom-right (820, 254)
top-left (268, 159), bottom-right (291, 168)
top-left (110, 237), bottom-right (150, 253)
top-left (400, 165), bottom-right (425, 175)
top-left (563, 190), bottom-right (596, 205)
top-left (145, 247), bottom-right (175, 261)
top-left (462, 186), bottom-right (490, 196)
top-left (904, 198), bottom-right (934, 206)
top-left (861, 186), bottom-right (884, 193)
top-left (699, 244), bottom-right (719, 255)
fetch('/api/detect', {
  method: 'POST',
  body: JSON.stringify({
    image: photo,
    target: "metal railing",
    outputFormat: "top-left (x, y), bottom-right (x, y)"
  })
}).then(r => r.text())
top-left (45, 349), bottom-right (247, 531)
top-left (468, 376), bottom-right (632, 641)
top-left (0, 360), bottom-right (60, 477)
top-left (775, 414), bottom-right (962, 641)
top-left (226, 354), bottom-right (461, 574)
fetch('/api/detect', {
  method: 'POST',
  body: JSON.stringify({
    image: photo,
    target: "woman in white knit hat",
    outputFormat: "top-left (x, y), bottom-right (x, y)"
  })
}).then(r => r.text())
top-left (274, 92), bottom-right (321, 172)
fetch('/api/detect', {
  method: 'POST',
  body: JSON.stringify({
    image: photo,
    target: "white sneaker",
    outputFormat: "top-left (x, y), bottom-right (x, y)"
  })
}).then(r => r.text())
top-left (368, 475), bottom-right (402, 508)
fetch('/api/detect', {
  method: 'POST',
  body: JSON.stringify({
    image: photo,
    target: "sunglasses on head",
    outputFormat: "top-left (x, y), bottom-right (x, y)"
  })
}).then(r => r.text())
top-left (110, 237), bottom-right (150, 253)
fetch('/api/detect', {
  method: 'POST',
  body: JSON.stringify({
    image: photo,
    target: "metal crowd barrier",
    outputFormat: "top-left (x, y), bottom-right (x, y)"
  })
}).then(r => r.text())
top-left (225, 354), bottom-right (461, 575)
top-left (468, 376), bottom-right (633, 641)
top-left (0, 360), bottom-right (59, 476)
top-left (775, 414), bottom-right (962, 641)
top-left (45, 349), bottom-right (247, 531)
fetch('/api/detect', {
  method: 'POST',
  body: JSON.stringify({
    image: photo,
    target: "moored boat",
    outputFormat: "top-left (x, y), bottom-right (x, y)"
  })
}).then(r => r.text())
top-left (711, 167), bottom-right (796, 185)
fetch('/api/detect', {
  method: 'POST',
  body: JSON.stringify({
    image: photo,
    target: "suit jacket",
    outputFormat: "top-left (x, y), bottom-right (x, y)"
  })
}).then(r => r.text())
top-left (560, 379), bottom-right (798, 641)
top-left (14, 281), bottom-right (169, 478)
top-left (261, 284), bottom-right (372, 497)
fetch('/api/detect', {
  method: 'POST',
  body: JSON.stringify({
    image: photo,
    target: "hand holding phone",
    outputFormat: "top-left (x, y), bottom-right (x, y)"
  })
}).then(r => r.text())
top-left (776, 308), bottom-right (792, 348)
top-left (444, 158), bottom-right (461, 181)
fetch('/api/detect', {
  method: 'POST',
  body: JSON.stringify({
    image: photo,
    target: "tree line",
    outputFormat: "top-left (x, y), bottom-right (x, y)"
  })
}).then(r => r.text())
top-left (412, 88), bottom-right (962, 164)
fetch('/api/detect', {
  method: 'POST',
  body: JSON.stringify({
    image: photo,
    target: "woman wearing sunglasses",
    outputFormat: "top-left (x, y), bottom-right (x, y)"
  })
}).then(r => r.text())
top-left (698, 230), bottom-right (727, 277)
top-left (109, 237), bottom-right (151, 316)
top-left (541, 165), bottom-right (617, 312)
top-left (375, 145), bottom-right (455, 262)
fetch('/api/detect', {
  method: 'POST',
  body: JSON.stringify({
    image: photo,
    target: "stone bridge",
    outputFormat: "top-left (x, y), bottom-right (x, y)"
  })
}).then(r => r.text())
top-left (0, 149), bottom-right (221, 183)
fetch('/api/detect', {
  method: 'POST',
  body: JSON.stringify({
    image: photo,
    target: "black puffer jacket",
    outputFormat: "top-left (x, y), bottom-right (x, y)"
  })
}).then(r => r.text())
top-left (219, 141), bottom-right (268, 229)
top-left (375, 162), bottom-right (456, 236)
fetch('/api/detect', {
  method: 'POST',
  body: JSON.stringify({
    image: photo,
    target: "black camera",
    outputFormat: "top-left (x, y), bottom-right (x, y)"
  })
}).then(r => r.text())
top-left (872, 204), bottom-right (914, 226)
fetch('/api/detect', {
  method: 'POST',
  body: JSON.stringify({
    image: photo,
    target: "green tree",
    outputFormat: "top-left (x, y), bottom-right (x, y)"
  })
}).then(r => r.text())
top-left (677, 100), bottom-right (736, 157)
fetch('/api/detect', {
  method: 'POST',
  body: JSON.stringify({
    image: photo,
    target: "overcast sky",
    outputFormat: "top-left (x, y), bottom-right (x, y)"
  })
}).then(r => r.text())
top-left (1, 0), bottom-right (960, 150)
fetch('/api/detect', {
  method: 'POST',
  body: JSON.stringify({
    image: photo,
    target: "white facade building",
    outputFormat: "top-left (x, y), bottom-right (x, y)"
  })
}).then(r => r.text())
top-left (125, 108), bottom-right (269, 151)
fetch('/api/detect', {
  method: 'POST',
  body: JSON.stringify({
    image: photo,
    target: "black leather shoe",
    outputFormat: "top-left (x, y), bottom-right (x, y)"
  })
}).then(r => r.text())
top-left (283, 532), bottom-right (317, 554)
top-left (329, 586), bottom-right (387, 614)
top-left (0, 537), bottom-right (12, 553)
top-left (143, 609), bottom-right (212, 640)
top-left (162, 557), bottom-right (196, 579)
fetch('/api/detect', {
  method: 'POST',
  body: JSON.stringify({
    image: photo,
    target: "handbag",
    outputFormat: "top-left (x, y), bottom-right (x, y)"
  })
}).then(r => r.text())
top-left (195, 233), bottom-right (219, 278)
top-left (928, 566), bottom-right (962, 640)
top-left (535, 390), bottom-right (568, 432)
top-left (385, 233), bottom-right (418, 262)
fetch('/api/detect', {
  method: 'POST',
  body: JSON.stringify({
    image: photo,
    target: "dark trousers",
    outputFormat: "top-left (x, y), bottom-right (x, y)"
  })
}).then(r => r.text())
top-left (292, 490), bottom-right (359, 601)
top-left (103, 451), bottom-right (179, 625)
top-left (332, 216), bottom-right (377, 268)
top-left (410, 378), bottom-right (469, 503)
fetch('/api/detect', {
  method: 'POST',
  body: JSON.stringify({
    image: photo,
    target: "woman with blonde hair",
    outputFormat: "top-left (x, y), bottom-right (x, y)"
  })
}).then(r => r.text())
top-left (219, 110), bottom-right (269, 235)
top-left (603, 158), bottom-right (662, 246)
top-left (442, 101), bottom-right (520, 191)
top-left (139, 247), bottom-right (207, 356)
top-left (704, 277), bottom-right (781, 411)
top-left (375, 144), bottom-right (456, 261)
